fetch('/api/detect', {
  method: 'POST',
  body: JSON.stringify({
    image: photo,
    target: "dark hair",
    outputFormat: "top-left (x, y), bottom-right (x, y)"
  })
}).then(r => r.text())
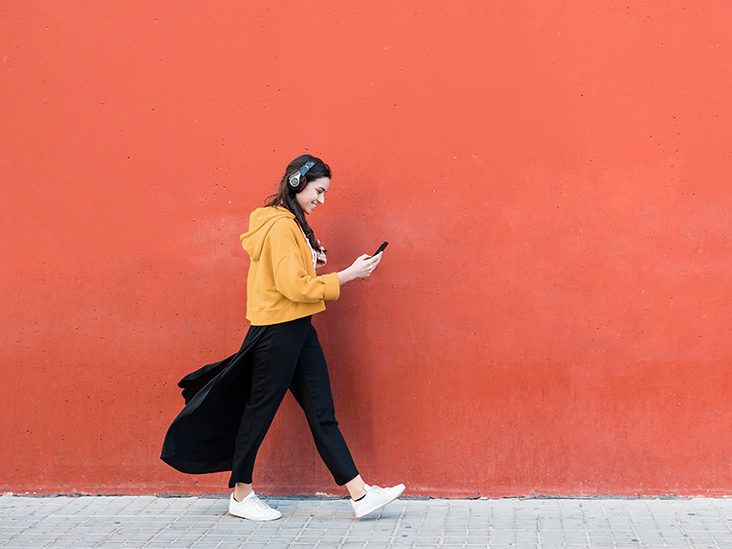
top-left (264, 154), bottom-right (331, 252)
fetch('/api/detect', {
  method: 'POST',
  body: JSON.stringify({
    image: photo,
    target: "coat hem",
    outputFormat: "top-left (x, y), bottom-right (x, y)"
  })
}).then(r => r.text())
top-left (160, 454), bottom-right (231, 475)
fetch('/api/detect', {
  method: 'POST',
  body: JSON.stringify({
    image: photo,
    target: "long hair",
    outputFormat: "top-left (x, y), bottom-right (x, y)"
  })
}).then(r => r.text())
top-left (264, 154), bottom-right (331, 252)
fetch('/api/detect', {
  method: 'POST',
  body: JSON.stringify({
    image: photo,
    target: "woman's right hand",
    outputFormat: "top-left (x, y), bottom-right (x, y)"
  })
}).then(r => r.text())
top-left (348, 253), bottom-right (383, 279)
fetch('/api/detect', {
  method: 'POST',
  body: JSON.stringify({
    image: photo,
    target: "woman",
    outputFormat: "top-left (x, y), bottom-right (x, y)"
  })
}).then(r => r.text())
top-left (161, 154), bottom-right (406, 521)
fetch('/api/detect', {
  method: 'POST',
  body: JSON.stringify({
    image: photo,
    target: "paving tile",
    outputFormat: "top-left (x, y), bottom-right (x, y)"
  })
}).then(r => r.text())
top-left (1, 495), bottom-right (731, 548)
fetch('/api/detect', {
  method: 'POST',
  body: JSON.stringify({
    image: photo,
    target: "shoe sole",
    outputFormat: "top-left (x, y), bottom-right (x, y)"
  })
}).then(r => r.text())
top-left (354, 484), bottom-right (406, 518)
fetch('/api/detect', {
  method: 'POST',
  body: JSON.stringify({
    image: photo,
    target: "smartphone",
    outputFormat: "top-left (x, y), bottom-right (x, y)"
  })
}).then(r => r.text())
top-left (371, 241), bottom-right (389, 257)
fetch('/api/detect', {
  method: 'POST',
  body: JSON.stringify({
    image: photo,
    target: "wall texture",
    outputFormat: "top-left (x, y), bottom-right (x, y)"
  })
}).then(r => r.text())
top-left (1, 1), bottom-right (731, 496)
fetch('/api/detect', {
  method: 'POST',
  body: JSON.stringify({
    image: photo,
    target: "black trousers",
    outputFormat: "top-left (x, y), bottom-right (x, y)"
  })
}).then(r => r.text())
top-left (234, 315), bottom-right (360, 487)
top-left (160, 314), bottom-right (360, 488)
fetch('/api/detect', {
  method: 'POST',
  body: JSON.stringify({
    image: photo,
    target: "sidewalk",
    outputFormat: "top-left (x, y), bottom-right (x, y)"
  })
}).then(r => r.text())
top-left (1, 494), bottom-right (731, 548)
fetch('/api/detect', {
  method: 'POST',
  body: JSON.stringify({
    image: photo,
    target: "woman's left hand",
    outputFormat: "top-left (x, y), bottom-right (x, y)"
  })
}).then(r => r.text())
top-left (315, 239), bottom-right (327, 268)
top-left (316, 250), bottom-right (327, 268)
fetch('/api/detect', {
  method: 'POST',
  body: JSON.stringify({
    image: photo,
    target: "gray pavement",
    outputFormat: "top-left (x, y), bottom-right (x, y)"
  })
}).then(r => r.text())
top-left (1, 494), bottom-right (731, 548)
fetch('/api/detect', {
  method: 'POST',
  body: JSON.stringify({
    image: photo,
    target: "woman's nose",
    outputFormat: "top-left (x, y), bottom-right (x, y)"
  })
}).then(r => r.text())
top-left (318, 194), bottom-right (325, 204)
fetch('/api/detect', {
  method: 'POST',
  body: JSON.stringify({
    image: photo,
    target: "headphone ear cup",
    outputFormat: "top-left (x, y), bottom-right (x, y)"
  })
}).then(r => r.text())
top-left (290, 176), bottom-right (308, 193)
top-left (288, 173), bottom-right (300, 192)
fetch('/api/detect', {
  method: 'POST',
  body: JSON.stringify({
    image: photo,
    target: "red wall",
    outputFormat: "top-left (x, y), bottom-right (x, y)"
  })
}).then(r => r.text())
top-left (2, 1), bottom-right (731, 496)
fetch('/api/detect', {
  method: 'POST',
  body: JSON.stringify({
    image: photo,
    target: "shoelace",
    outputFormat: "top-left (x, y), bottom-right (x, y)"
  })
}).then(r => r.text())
top-left (248, 493), bottom-right (274, 511)
top-left (353, 484), bottom-right (389, 502)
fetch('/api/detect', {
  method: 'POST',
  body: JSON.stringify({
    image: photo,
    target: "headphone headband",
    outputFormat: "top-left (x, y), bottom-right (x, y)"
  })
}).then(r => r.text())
top-left (299, 161), bottom-right (315, 176)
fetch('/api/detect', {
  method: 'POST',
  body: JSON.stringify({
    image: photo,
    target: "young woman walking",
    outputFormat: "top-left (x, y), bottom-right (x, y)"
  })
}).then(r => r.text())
top-left (161, 154), bottom-right (406, 521)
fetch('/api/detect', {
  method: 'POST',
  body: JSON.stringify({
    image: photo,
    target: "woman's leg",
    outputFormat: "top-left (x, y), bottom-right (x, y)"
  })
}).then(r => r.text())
top-left (288, 322), bottom-right (363, 497)
top-left (228, 317), bottom-right (312, 490)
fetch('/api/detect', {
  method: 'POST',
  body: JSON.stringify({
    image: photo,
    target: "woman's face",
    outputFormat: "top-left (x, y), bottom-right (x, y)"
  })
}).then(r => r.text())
top-left (296, 176), bottom-right (330, 215)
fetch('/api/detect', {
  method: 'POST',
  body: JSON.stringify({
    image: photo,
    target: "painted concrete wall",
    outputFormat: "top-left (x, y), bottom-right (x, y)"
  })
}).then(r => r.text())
top-left (2, 2), bottom-right (731, 496)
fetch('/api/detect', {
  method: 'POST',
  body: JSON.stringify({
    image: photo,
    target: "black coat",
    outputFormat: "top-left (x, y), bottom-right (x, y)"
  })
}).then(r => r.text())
top-left (160, 329), bottom-right (267, 476)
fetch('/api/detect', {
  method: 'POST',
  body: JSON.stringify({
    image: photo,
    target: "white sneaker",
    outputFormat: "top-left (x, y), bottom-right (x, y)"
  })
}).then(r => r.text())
top-left (350, 482), bottom-right (406, 518)
top-left (228, 491), bottom-right (282, 521)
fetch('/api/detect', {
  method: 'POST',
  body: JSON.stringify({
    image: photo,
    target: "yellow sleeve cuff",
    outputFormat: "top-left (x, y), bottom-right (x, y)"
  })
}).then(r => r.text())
top-left (321, 272), bottom-right (341, 301)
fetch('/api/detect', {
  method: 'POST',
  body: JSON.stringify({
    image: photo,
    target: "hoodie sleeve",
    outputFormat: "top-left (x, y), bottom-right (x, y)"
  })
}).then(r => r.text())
top-left (268, 222), bottom-right (341, 303)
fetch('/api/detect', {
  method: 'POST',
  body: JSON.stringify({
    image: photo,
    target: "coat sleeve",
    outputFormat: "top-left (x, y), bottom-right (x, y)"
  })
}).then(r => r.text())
top-left (273, 252), bottom-right (341, 303)
top-left (268, 221), bottom-right (341, 303)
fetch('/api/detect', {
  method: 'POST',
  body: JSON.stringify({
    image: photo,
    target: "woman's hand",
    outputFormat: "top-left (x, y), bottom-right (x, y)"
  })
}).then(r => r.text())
top-left (316, 249), bottom-right (327, 268)
top-left (315, 239), bottom-right (327, 268)
top-left (346, 252), bottom-right (383, 279)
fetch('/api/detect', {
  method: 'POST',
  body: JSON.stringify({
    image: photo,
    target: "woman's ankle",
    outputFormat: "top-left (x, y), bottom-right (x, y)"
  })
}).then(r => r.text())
top-left (344, 474), bottom-right (367, 500)
top-left (233, 483), bottom-right (253, 502)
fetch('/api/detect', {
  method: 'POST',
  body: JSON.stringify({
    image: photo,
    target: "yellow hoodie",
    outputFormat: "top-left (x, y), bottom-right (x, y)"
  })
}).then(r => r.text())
top-left (240, 205), bottom-right (341, 325)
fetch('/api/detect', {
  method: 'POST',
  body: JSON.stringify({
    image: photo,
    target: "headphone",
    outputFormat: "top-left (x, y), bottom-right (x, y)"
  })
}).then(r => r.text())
top-left (287, 161), bottom-right (316, 193)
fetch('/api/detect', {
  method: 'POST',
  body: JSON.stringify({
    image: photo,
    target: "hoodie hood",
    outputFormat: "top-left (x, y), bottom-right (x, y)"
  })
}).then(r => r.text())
top-left (240, 205), bottom-right (296, 261)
